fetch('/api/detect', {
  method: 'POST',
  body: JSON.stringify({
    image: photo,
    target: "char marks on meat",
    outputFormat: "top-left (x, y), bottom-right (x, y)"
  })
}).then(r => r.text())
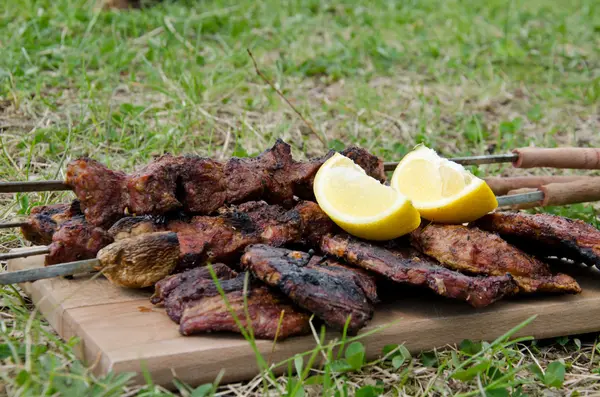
top-left (21, 200), bottom-right (82, 245)
top-left (151, 264), bottom-right (238, 322)
top-left (473, 212), bottom-right (600, 267)
top-left (65, 139), bottom-right (383, 226)
top-left (241, 244), bottom-right (376, 334)
top-left (410, 224), bottom-right (581, 294)
top-left (320, 234), bottom-right (518, 308)
top-left (153, 266), bottom-right (311, 340)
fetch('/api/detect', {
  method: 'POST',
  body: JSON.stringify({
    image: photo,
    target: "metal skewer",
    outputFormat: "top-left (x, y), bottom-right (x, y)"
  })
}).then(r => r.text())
top-left (383, 153), bottom-right (519, 171)
top-left (0, 220), bottom-right (29, 229)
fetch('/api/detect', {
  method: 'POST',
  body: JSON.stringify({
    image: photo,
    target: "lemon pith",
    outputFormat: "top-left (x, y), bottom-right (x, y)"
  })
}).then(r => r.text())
top-left (391, 145), bottom-right (498, 224)
top-left (314, 153), bottom-right (421, 241)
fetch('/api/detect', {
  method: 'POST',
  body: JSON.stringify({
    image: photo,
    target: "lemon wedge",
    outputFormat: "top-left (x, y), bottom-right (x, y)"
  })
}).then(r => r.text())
top-left (391, 145), bottom-right (497, 223)
top-left (314, 153), bottom-right (421, 240)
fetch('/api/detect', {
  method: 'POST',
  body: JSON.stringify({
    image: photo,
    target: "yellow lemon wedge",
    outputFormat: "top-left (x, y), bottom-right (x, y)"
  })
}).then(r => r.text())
top-left (314, 153), bottom-right (421, 240)
top-left (391, 145), bottom-right (498, 223)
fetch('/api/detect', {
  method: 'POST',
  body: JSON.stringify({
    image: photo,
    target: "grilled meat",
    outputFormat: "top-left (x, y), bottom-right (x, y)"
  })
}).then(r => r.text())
top-left (473, 212), bottom-right (600, 267)
top-left (19, 201), bottom-right (83, 245)
top-left (45, 216), bottom-right (113, 266)
top-left (241, 245), bottom-right (376, 334)
top-left (65, 139), bottom-right (384, 226)
top-left (94, 201), bottom-right (334, 287)
top-left (151, 264), bottom-right (238, 322)
top-left (153, 264), bottom-right (310, 339)
top-left (179, 274), bottom-right (311, 340)
top-left (320, 234), bottom-right (517, 308)
top-left (410, 224), bottom-right (581, 294)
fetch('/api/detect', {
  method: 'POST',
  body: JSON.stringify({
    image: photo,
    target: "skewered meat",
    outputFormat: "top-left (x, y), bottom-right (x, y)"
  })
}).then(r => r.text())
top-left (45, 216), bottom-right (113, 266)
top-left (20, 200), bottom-right (82, 245)
top-left (472, 212), bottom-right (600, 267)
top-left (241, 245), bottom-right (376, 334)
top-left (410, 224), bottom-right (581, 294)
top-left (320, 234), bottom-right (517, 308)
top-left (66, 139), bottom-right (384, 227)
top-left (95, 201), bottom-right (334, 287)
top-left (179, 273), bottom-right (311, 339)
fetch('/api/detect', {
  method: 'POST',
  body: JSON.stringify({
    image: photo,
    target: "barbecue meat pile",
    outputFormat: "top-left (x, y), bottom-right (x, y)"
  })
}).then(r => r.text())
top-left (151, 265), bottom-right (311, 339)
top-left (20, 200), bottom-right (82, 245)
top-left (65, 139), bottom-right (384, 227)
top-left (241, 244), bottom-right (377, 334)
top-left (411, 224), bottom-right (581, 294)
top-left (473, 212), bottom-right (600, 267)
top-left (320, 234), bottom-right (518, 308)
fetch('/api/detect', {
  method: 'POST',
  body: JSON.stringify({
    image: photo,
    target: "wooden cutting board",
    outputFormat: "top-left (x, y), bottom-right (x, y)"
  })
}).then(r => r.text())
top-left (8, 251), bottom-right (600, 388)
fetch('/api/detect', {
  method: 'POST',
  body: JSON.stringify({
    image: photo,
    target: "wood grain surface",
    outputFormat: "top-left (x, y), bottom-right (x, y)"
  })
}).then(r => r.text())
top-left (9, 250), bottom-right (600, 388)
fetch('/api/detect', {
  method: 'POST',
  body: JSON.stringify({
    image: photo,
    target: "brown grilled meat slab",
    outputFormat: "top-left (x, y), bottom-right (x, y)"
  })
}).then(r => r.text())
top-left (45, 216), bottom-right (113, 266)
top-left (320, 234), bottom-right (517, 308)
top-left (151, 264), bottom-right (238, 322)
top-left (20, 200), bottom-right (82, 245)
top-left (241, 245), bottom-right (375, 334)
top-left (473, 212), bottom-right (600, 267)
top-left (179, 274), bottom-right (311, 340)
top-left (411, 224), bottom-right (581, 294)
top-left (65, 139), bottom-right (383, 226)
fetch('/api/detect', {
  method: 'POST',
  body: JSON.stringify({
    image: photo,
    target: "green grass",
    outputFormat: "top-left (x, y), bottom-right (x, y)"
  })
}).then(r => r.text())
top-left (1, 0), bottom-right (599, 395)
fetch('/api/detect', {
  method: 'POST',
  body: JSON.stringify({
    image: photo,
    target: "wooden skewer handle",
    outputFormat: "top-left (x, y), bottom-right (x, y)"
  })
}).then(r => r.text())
top-left (484, 176), bottom-right (594, 196)
top-left (507, 178), bottom-right (600, 209)
top-left (513, 147), bottom-right (600, 169)
top-left (541, 179), bottom-right (600, 207)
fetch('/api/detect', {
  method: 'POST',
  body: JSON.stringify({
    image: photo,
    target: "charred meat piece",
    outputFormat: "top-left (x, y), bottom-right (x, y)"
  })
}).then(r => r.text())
top-left (179, 273), bottom-right (311, 340)
top-left (473, 212), bottom-right (600, 267)
top-left (20, 200), bottom-right (82, 245)
top-left (241, 245), bottom-right (375, 334)
top-left (320, 234), bottom-right (517, 308)
top-left (66, 158), bottom-right (127, 227)
top-left (151, 264), bottom-right (238, 322)
top-left (126, 154), bottom-right (183, 216)
top-left (88, 201), bottom-right (333, 287)
top-left (45, 216), bottom-right (114, 266)
top-left (411, 224), bottom-right (581, 294)
top-left (65, 139), bottom-right (383, 226)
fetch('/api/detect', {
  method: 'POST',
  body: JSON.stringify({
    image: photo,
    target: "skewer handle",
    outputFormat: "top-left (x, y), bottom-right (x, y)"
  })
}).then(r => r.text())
top-left (0, 258), bottom-right (99, 285)
top-left (0, 180), bottom-right (69, 193)
top-left (507, 178), bottom-right (600, 209)
top-left (0, 246), bottom-right (50, 261)
top-left (513, 147), bottom-right (600, 169)
top-left (485, 176), bottom-right (595, 196)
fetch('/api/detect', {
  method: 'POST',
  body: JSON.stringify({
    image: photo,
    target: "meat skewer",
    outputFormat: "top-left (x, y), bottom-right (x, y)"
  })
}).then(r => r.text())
top-left (0, 201), bottom-right (334, 288)
top-left (3, 146), bottom-right (600, 194)
top-left (410, 224), bottom-right (581, 294)
top-left (0, 140), bottom-right (384, 228)
top-left (472, 212), bottom-right (600, 267)
top-left (319, 234), bottom-right (518, 308)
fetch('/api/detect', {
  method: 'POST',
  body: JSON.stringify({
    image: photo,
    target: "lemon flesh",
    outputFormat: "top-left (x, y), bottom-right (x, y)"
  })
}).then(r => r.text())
top-left (314, 153), bottom-right (421, 240)
top-left (391, 145), bottom-right (498, 224)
